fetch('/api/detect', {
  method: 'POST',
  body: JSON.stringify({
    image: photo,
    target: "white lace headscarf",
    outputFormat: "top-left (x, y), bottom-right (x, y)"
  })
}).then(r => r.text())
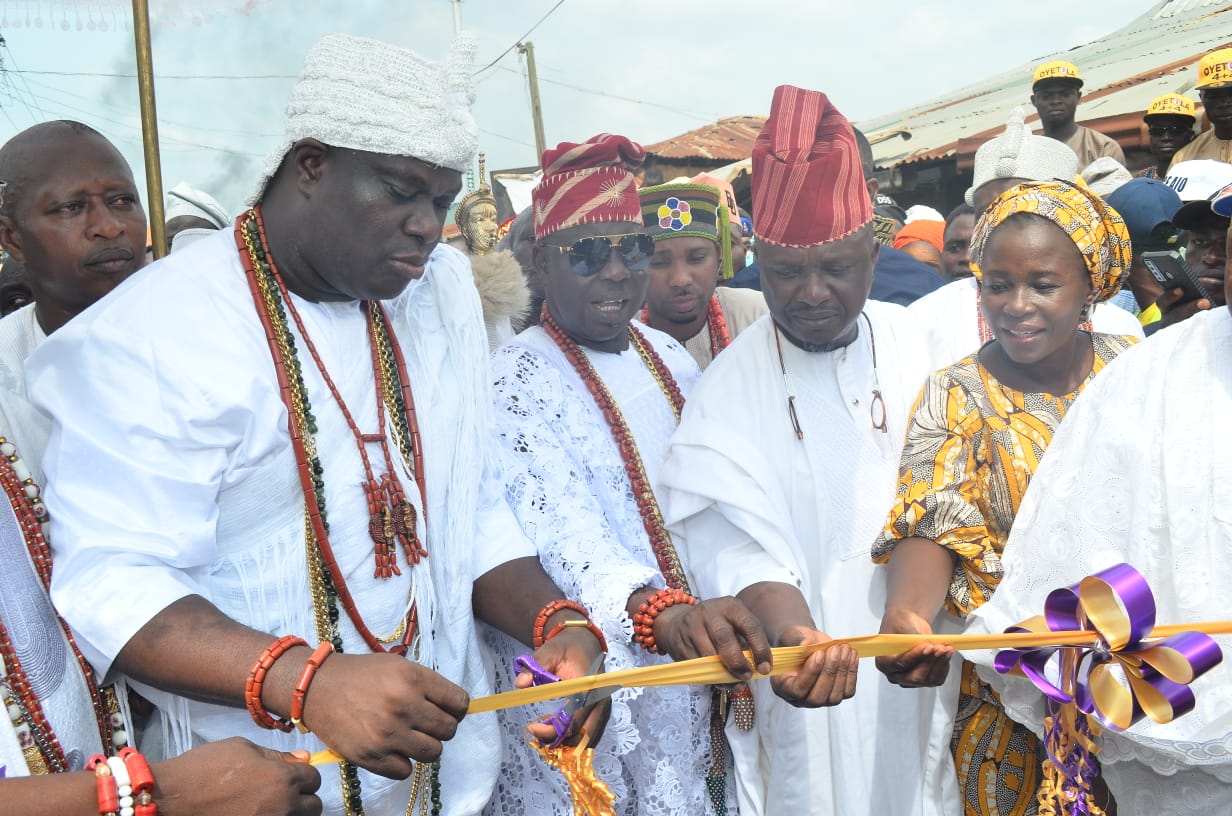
top-left (249, 32), bottom-right (479, 204)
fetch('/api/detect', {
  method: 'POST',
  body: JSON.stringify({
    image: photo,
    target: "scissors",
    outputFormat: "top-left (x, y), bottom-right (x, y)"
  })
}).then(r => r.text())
top-left (513, 653), bottom-right (618, 747)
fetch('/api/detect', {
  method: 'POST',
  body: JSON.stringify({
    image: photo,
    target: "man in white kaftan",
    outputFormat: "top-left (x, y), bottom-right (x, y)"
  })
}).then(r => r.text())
top-left (658, 85), bottom-right (956, 816)
top-left (30, 34), bottom-right (604, 816)
top-left (659, 305), bottom-right (951, 816)
top-left (965, 307), bottom-right (1232, 816)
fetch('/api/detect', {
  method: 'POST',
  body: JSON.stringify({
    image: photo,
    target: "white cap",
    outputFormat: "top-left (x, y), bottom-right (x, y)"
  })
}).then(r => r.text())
top-left (1165, 159), bottom-right (1232, 228)
top-left (165, 181), bottom-right (229, 229)
top-left (1162, 159), bottom-right (1232, 202)
top-left (1080, 157), bottom-right (1133, 198)
top-left (965, 107), bottom-right (1079, 206)
top-left (904, 204), bottom-right (944, 223)
top-left (250, 32), bottom-right (479, 204)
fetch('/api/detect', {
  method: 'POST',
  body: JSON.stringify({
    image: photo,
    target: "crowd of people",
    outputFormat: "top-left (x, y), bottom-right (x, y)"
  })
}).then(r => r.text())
top-left (0, 27), bottom-right (1228, 816)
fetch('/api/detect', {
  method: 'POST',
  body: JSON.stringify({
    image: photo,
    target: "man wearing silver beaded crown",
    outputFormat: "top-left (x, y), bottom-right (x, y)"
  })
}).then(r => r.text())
top-left (31, 33), bottom-right (605, 816)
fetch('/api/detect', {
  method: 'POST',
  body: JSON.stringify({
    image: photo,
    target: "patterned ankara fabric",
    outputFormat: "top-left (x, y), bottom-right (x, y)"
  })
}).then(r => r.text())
top-left (750, 85), bottom-right (871, 248)
top-left (971, 180), bottom-right (1130, 303)
top-left (872, 332), bottom-right (1135, 816)
top-left (533, 134), bottom-right (646, 241)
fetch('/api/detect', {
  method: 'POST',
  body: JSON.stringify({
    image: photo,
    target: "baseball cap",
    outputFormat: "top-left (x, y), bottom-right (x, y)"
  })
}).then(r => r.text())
top-left (1163, 159), bottom-right (1232, 228)
top-left (874, 193), bottom-right (906, 223)
top-left (1212, 182), bottom-right (1232, 218)
top-left (1143, 93), bottom-right (1196, 123)
top-left (1105, 178), bottom-right (1183, 250)
top-left (1033, 60), bottom-right (1083, 90)
top-left (1196, 47), bottom-right (1232, 90)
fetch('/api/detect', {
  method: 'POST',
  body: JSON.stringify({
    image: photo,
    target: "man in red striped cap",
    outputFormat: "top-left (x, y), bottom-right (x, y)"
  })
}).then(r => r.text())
top-left (485, 133), bottom-right (775, 815)
top-left (660, 86), bottom-right (950, 816)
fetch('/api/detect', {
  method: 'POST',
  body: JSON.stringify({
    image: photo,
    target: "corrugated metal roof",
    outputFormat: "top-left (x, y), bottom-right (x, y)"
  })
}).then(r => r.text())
top-left (858, 0), bottom-right (1232, 169)
top-left (643, 115), bottom-right (767, 161)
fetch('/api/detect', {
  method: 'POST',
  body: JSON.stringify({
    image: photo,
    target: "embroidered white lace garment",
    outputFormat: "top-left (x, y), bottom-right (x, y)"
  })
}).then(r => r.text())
top-left (967, 307), bottom-right (1232, 816)
top-left (483, 322), bottom-right (721, 816)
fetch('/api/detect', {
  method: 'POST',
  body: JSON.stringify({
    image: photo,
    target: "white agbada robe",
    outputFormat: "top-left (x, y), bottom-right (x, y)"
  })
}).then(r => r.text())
top-left (966, 307), bottom-right (1232, 816)
top-left (29, 231), bottom-right (533, 816)
top-left (483, 322), bottom-right (718, 816)
top-left (909, 276), bottom-right (1144, 370)
top-left (658, 301), bottom-right (959, 816)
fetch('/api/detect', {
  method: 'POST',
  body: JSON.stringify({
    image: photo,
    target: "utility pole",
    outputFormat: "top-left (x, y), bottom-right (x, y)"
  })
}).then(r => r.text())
top-left (518, 41), bottom-right (547, 161)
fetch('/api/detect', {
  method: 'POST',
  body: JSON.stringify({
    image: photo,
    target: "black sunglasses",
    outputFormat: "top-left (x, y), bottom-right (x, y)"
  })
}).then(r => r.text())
top-left (541, 233), bottom-right (655, 276)
top-left (1148, 124), bottom-right (1191, 136)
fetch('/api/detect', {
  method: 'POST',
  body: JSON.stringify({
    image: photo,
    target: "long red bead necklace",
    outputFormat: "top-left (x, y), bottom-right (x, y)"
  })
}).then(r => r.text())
top-left (236, 209), bottom-right (425, 656)
top-left (0, 443), bottom-right (121, 773)
top-left (540, 306), bottom-right (691, 591)
top-left (639, 293), bottom-right (732, 360)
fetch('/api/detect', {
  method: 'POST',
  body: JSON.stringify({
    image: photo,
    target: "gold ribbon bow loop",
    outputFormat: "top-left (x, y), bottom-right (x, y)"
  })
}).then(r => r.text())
top-left (996, 564), bottom-right (1223, 732)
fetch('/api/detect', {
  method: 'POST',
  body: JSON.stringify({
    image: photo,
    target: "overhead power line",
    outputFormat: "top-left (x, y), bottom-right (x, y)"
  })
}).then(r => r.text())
top-left (473, 0), bottom-right (565, 76)
top-left (493, 64), bottom-right (719, 120)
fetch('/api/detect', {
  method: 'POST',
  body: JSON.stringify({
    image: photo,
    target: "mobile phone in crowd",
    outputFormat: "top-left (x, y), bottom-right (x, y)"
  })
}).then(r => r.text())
top-left (1141, 250), bottom-right (1212, 304)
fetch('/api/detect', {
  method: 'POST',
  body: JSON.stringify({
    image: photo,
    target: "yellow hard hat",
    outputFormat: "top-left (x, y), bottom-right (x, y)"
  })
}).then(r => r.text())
top-left (1144, 93), bottom-right (1196, 122)
top-left (1197, 47), bottom-right (1232, 90)
top-left (1033, 60), bottom-right (1083, 89)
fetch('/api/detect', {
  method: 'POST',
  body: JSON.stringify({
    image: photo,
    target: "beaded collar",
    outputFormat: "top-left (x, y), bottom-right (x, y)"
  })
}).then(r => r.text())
top-left (639, 293), bottom-right (732, 361)
top-left (540, 306), bottom-right (692, 592)
top-left (0, 436), bottom-right (125, 774)
top-left (236, 209), bottom-right (438, 816)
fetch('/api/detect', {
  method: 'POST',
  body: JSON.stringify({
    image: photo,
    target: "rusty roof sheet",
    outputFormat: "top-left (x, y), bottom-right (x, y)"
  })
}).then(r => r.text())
top-left (856, 0), bottom-right (1232, 169)
top-left (643, 115), bottom-right (767, 161)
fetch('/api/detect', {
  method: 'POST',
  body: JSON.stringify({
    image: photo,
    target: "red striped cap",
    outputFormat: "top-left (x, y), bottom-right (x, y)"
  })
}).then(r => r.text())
top-left (750, 86), bottom-right (871, 248)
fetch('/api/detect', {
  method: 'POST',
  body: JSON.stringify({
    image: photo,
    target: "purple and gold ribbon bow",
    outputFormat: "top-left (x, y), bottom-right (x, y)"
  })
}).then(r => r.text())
top-left (994, 563), bottom-right (1222, 731)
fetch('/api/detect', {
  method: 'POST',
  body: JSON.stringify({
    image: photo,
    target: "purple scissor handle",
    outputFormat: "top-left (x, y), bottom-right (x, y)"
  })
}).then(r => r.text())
top-left (513, 653), bottom-right (614, 748)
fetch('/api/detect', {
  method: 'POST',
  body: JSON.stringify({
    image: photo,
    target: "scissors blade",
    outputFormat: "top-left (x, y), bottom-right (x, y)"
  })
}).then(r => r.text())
top-left (566, 683), bottom-right (620, 715)
top-left (561, 653), bottom-right (609, 713)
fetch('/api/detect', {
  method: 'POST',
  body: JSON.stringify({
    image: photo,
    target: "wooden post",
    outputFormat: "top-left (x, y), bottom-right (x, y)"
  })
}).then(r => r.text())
top-left (131, 0), bottom-right (166, 259)
top-left (518, 41), bottom-right (547, 161)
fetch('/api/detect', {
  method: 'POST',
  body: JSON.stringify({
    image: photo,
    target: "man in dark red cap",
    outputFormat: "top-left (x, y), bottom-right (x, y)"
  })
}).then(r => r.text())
top-left (659, 86), bottom-right (950, 816)
top-left (483, 133), bottom-right (774, 815)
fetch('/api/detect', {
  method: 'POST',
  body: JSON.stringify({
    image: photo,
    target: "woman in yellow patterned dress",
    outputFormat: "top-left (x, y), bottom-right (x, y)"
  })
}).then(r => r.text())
top-left (871, 180), bottom-right (1137, 816)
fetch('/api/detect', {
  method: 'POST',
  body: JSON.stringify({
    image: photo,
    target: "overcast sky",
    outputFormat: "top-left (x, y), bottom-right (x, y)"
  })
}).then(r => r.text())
top-left (0, 0), bottom-right (1151, 215)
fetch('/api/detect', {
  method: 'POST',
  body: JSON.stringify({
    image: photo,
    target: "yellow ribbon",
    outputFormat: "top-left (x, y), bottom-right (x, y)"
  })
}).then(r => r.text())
top-left (307, 620), bottom-right (1232, 766)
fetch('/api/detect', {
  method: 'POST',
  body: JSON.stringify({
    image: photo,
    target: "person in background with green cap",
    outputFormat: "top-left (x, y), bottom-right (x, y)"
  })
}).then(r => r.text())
top-left (638, 176), bottom-right (766, 370)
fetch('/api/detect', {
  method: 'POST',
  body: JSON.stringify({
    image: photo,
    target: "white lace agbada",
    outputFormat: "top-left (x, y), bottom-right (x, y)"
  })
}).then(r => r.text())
top-left (658, 303), bottom-right (959, 816)
top-left (482, 322), bottom-right (720, 816)
top-left (966, 307), bottom-right (1232, 816)
top-left (30, 231), bottom-right (530, 816)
